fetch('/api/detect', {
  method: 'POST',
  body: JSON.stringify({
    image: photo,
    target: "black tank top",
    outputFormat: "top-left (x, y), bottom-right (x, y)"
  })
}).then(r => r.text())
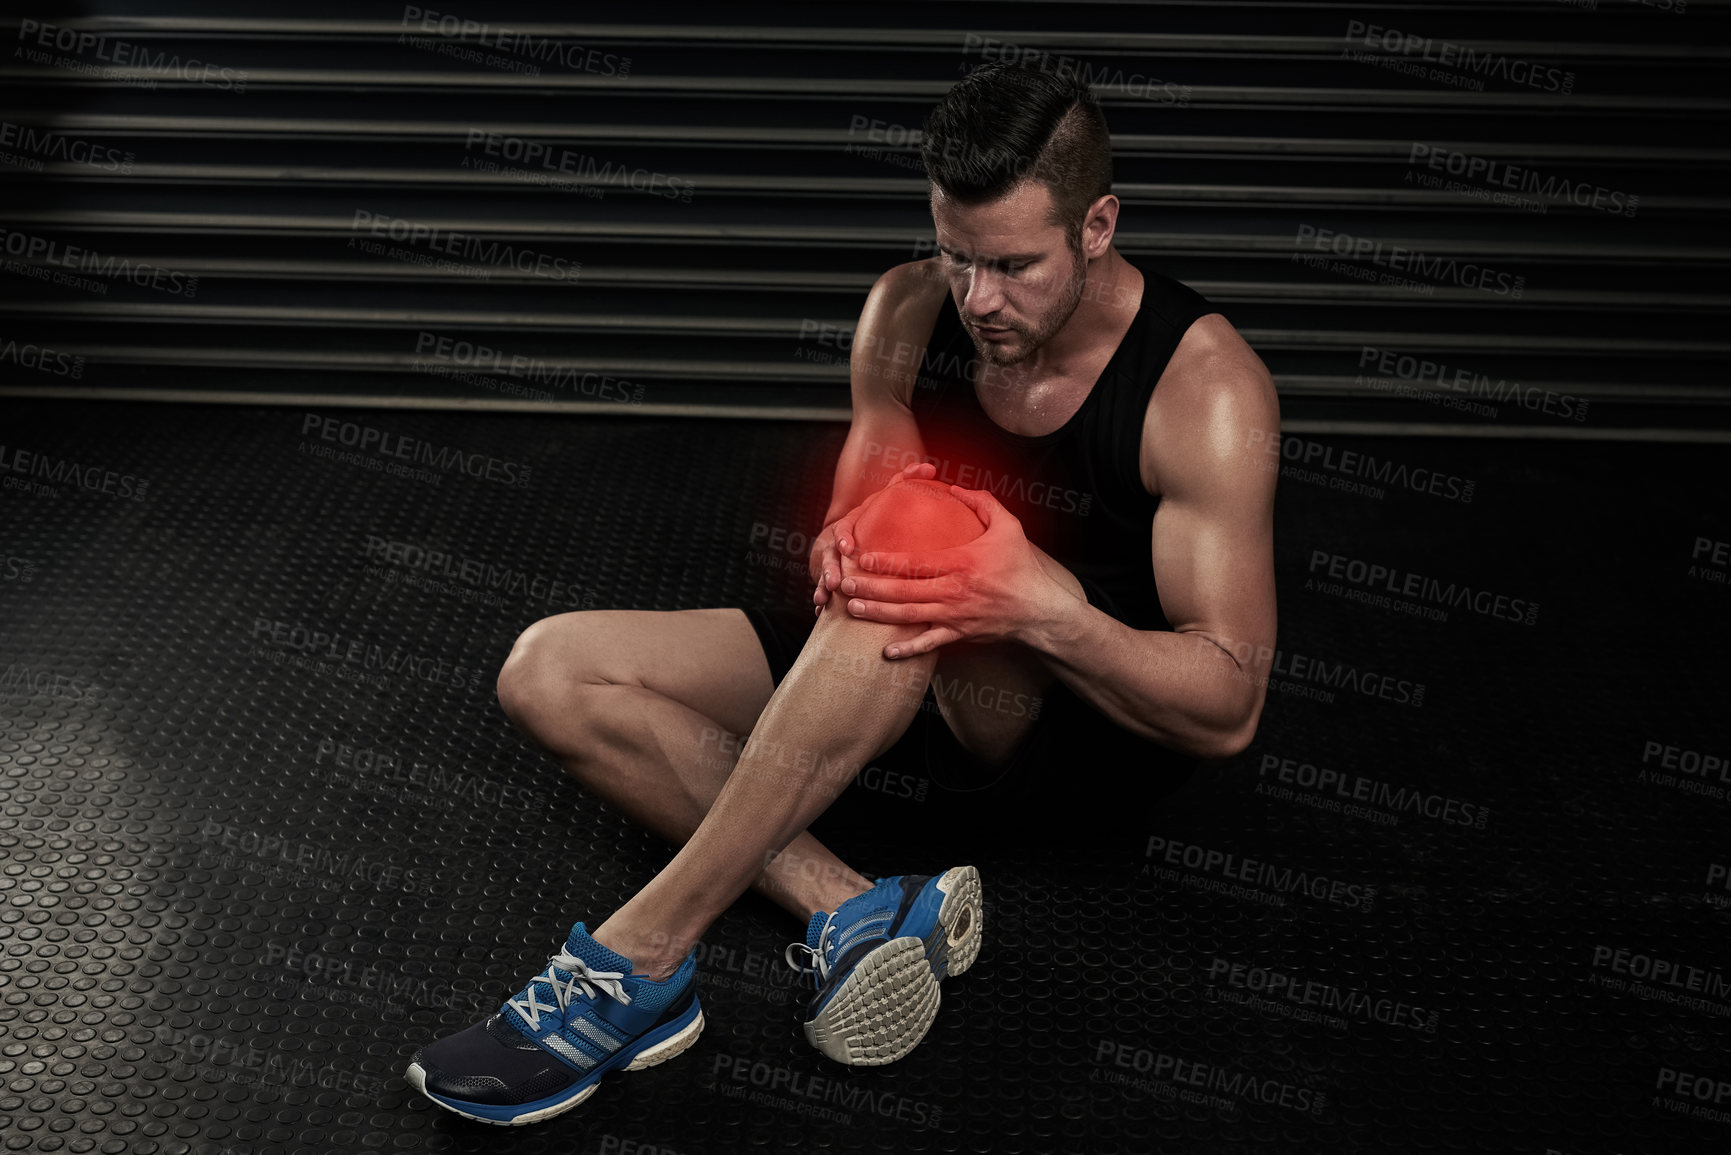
top-left (909, 264), bottom-right (1217, 632)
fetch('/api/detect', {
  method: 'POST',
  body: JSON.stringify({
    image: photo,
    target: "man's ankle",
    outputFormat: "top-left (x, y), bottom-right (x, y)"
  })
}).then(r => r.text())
top-left (807, 874), bottom-right (874, 923)
top-left (590, 921), bottom-right (691, 982)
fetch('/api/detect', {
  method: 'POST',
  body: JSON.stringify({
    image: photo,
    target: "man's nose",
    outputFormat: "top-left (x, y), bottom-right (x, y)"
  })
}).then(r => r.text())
top-left (961, 268), bottom-right (1006, 319)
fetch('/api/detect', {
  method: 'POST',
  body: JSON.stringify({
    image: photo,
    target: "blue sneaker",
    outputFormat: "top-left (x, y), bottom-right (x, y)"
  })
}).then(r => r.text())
top-left (405, 922), bottom-right (703, 1125)
top-left (785, 865), bottom-right (983, 1065)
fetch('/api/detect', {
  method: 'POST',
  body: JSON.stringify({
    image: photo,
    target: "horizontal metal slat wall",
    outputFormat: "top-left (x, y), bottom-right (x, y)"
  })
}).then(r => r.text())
top-left (1, 0), bottom-right (1727, 428)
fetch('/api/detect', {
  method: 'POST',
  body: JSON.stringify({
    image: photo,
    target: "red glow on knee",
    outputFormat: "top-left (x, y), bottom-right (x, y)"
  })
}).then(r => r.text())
top-left (855, 479), bottom-right (985, 553)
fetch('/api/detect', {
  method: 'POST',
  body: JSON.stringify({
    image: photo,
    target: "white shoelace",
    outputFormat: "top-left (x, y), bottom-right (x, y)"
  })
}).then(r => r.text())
top-left (784, 911), bottom-right (893, 986)
top-left (784, 919), bottom-right (838, 985)
top-left (507, 948), bottom-right (631, 1031)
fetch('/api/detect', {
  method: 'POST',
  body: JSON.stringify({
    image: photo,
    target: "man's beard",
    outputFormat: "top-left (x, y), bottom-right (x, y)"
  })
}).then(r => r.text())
top-left (969, 243), bottom-right (1089, 367)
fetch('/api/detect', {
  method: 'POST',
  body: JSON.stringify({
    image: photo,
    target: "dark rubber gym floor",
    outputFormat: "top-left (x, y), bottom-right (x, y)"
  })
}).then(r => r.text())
top-left (1, 398), bottom-right (1727, 1155)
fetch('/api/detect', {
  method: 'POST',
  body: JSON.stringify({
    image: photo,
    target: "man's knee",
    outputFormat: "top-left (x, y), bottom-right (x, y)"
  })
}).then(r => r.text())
top-left (853, 478), bottom-right (986, 561)
top-left (496, 615), bottom-right (583, 733)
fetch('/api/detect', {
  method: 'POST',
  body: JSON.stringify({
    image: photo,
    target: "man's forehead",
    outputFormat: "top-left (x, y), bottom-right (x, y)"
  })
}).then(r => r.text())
top-left (930, 182), bottom-right (1064, 259)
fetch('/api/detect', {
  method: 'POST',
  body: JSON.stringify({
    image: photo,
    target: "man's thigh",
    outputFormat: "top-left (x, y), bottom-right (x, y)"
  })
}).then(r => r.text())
top-left (514, 607), bottom-right (777, 740)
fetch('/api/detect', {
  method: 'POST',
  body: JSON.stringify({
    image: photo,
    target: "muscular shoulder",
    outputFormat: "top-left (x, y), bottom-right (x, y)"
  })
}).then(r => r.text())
top-left (852, 259), bottom-right (952, 408)
top-left (864, 259), bottom-right (950, 337)
top-left (1139, 313), bottom-right (1278, 498)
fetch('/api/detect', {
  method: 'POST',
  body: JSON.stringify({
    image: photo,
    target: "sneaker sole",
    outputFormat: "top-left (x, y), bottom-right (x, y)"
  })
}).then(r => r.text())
top-left (804, 936), bottom-right (937, 1067)
top-left (805, 866), bottom-right (986, 1067)
top-left (405, 1003), bottom-right (705, 1126)
top-left (927, 864), bottom-right (984, 981)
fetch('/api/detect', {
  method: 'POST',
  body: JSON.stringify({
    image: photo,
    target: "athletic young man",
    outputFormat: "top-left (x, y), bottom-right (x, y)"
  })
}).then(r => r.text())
top-left (405, 59), bottom-right (1280, 1126)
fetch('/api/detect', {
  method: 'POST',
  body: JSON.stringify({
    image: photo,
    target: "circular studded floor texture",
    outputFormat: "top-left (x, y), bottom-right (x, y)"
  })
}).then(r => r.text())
top-left (1, 400), bottom-right (1728, 1155)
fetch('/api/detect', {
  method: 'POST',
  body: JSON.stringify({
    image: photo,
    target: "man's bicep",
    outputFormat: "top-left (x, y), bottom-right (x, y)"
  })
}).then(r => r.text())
top-left (831, 264), bottom-right (940, 505)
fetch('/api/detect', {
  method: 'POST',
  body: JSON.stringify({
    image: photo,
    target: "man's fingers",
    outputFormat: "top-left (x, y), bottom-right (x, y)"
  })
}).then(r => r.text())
top-left (842, 573), bottom-right (966, 603)
top-left (857, 549), bottom-right (962, 578)
top-left (947, 485), bottom-right (1007, 527)
top-left (846, 598), bottom-right (948, 624)
top-left (887, 626), bottom-right (961, 658)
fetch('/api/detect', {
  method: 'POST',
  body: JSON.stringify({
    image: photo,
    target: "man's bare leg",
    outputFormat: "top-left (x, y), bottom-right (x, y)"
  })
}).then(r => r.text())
top-left (590, 479), bottom-right (985, 979)
top-left (408, 481), bottom-right (995, 1118)
top-left (496, 606), bottom-right (883, 925)
top-left (588, 593), bottom-right (940, 978)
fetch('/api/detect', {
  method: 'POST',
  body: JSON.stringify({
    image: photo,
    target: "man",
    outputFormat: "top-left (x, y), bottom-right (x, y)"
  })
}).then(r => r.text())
top-left (405, 59), bottom-right (1279, 1126)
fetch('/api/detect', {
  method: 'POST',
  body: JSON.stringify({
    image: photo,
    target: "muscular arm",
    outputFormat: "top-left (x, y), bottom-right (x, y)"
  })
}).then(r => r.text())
top-left (821, 260), bottom-right (948, 525)
top-left (810, 261), bottom-right (949, 610)
top-left (1017, 316), bottom-right (1279, 760)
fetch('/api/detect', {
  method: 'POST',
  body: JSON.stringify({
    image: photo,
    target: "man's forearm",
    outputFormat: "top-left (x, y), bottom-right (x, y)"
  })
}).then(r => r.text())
top-left (1017, 583), bottom-right (1258, 760)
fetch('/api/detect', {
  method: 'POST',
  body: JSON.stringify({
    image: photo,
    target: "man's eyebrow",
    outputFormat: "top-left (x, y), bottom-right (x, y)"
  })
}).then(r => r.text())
top-left (935, 243), bottom-right (1044, 263)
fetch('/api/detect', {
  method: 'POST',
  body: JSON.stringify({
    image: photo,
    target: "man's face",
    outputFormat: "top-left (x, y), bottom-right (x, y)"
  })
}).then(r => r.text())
top-left (930, 180), bottom-right (1088, 368)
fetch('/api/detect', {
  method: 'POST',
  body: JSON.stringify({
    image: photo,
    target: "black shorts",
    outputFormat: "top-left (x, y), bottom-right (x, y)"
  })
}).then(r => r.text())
top-left (739, 600), bottom-right (1196, 855)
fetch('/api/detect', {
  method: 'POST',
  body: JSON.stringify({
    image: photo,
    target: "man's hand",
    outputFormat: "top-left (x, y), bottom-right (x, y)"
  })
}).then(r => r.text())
top-left (809, 461), bottom-right (938, 616)
top-left (839, 485), bottom-right (1079, 658)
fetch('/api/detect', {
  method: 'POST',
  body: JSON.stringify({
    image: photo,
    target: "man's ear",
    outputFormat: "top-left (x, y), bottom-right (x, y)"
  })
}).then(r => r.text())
top-left (1082, 194), bottom-right (1119, 260)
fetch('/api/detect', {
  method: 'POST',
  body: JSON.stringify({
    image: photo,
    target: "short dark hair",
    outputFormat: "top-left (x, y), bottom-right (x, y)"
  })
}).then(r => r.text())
top-left (919, 60), bottom-right (1114, 247)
